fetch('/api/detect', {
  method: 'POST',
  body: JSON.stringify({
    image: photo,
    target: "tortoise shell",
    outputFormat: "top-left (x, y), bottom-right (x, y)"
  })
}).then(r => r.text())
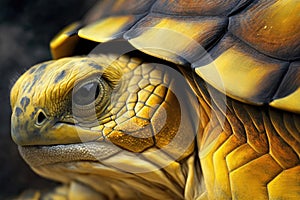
top-left (51, 0), bottom-right (300, 114)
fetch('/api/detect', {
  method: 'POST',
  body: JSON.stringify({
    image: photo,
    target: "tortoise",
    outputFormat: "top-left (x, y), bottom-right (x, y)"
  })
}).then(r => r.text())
top-left (10, 0), bottom-right (300, 199)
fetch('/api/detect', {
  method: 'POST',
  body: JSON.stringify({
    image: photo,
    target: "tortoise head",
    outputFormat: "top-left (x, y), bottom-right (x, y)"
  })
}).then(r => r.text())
top-left (10, 54), bottom-right (199, 173)
top-left (11, 55), bottom-right (125, 146)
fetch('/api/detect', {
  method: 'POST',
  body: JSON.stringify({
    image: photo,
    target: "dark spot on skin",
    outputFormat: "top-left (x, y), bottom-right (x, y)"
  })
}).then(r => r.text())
top-left (23, 82), bottom-right (30, 92)
top-left (27, 77), bottom-right (37, 93)
top-left (89, 62), bottom-right (101, 70)
top-left (35, 63), bottom-right (47, 73)
top-left (27, 64), bottom-right (48, 91)
top-left (29, 67), bottom-right (36, 74)
top-left (54, 70), bottom-right (66, 83)
top-left (15, 107), bottom-right (23, 117)
top-left (33, 130), bottom-right (41, 135)
top-left (20, 97), bottom-right (30, 111)
top-left (26, 64), bottom-right (49, 93)
top-left (24, 121), bottom-right (29, 129)
top-left (30, 111), bottom-right (35, 119)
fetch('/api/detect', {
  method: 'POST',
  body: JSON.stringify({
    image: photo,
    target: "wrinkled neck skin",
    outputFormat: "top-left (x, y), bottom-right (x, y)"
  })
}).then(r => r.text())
top-left (16, 53), bottom-right (202, 200)
top-left (20, 145), bottom-right (204, 199)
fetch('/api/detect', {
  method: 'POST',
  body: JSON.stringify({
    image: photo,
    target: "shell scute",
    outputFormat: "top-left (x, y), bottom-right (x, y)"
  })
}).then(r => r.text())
top-left (83, 0), bottom-right (155, 23)
top-left (125, 14), bottom-right (227, 64)
top-left (50, 0), bottom-right (300, 113)
top-left (229, 0), bottom-right (300, 60)
top-left (271, 62), bottom-right (300, 113)
top-left (193, 34), bottom-right (290, 105)
top-left (152, 0), bottom-right (252, 16)
top-left (79, 15), bottom-right (144, 43)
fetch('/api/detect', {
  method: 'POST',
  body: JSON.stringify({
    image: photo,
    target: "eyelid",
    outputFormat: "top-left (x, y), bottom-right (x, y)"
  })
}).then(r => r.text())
top-left (71, 78), bottom-right (108, 115)
top-left (73, 81), bottom-right (99, 106)
top-left (73, 75), bottom-right (101, 92)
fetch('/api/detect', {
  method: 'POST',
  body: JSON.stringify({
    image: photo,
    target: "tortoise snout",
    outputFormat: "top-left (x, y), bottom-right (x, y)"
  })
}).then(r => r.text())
top-left (11, 106), bottom-right (51, 146)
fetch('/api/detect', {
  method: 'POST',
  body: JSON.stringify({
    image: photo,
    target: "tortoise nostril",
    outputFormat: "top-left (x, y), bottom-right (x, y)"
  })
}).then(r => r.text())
top-left (36, 110), bottom-right (47, 125)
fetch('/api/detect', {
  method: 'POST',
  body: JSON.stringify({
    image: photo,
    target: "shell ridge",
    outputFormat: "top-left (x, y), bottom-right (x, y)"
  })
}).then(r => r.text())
top-left (227, 23), bottom-right (295, 63)
top-left (270, 63), bottom-right (291, 102)
top-left (228, 0), bottom-right (255, 16)
top-left (193, 32), bottom-right (291, 106)
top-left (228, 0), bottom-right (300, 61)
top-left (83, 0), bottom-right (157, 23)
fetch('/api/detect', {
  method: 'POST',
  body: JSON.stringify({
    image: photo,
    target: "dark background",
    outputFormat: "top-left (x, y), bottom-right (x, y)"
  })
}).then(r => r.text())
top-left (0, 0), bottom-right (97, 198)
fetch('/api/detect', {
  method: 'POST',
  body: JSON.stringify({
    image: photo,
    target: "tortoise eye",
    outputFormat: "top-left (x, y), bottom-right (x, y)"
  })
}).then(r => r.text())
top-left (73, 81), bottom-right (100, 106)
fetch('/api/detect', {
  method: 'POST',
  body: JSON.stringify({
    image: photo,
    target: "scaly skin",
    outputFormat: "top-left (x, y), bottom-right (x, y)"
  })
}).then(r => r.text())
top-left (11, 53), bottom-right (200, 199)
top-left (192, 78), bottom-right (300, 200)
top-left (11, 53), bottom-right (300, 199)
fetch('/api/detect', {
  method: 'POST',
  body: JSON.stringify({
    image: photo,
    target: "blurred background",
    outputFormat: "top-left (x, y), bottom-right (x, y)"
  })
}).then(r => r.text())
top-left (0, 0), bottom-right (97, 198)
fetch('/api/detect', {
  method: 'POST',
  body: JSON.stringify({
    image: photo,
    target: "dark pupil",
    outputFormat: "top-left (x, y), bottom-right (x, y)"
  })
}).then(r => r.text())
top-left (74, 82), bottom-right (100, 105)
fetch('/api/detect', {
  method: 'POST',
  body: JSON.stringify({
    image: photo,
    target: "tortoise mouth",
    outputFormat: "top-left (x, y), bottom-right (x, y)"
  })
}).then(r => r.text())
top-left (18, 141), bottom-right (121, 167)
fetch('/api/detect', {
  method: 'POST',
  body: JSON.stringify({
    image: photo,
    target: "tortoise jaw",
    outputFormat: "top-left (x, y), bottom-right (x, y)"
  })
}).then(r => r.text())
top-left (20, 143), bottom-right (186, 199)
top-left (18, 141), bottom-right (121, 167)
top-left (11, 111), bottom-right (103, 146)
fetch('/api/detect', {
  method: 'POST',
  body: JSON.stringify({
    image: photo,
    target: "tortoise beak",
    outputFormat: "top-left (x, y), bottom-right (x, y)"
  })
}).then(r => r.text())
top-left (11, 105), bottom-right (101, 146)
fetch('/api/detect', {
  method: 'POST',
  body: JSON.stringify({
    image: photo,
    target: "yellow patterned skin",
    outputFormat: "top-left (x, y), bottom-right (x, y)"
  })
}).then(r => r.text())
top-left (11, 54), bottom-right (200, 199)
top-left (11, 54), bottom-right (197, 153)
